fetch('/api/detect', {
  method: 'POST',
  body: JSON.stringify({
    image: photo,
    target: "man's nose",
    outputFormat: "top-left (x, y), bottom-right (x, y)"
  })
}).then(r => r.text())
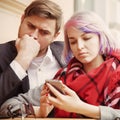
top-left (30, 29), bottom-right (39, 40)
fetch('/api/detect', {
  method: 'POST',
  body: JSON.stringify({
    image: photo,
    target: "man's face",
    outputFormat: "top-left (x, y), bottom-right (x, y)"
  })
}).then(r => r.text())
top-left (18, 15), bottom-right (59, 55)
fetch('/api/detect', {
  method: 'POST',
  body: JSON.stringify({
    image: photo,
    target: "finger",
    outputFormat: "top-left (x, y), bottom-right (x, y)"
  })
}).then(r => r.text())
top-left (15, 38), bottom-right (20, 46)
top-left (40, 87), bottom-right (49, 96)
top-left (42, 84), bottom-right (49, 90)
top-left (47, 94), bottom-right (60, 107)
top-left (62, 84), bottom-right (76, 96)
top-left (46, 83), bottom-right (63, 99)
top-left (40, 94), bottom-right (47, 102)
top-left (23, 34), bottom-right (36, 41)
top-left (22, 34), bottom-right (29, 39)
top-left (40, 93), bottom-right (53, 106)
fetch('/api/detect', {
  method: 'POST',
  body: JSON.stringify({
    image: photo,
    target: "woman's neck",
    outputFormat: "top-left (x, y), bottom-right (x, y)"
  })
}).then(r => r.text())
top-left (83, 55), bottom-right (104, 73)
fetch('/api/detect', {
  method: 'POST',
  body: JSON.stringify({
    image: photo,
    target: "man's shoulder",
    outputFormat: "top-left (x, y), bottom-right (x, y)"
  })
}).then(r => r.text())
top-left (51, 40), bottom-right (64, 44)
top-left (50, 41), bottom-right (64, 56)
top-left (0, 40), bottom-right (15, 48)
top-left (50, 41), bottom-right (66, 67)
top-left (0, 40), bottom-right (16, 55)
top-left (50, 41), bottom-right (64, 48)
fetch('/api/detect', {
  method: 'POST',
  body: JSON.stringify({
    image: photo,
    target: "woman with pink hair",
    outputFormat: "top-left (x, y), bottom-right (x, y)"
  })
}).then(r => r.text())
top-left (40, 11), bottom-right (120, 119)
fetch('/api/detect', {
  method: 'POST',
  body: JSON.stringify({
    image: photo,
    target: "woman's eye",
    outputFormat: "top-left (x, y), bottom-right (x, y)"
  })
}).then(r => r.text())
top-left (83, 37), bottom-right (91, 40)
top-left (70, 42), bottom-right (76, 44)
top-left (82, 33), bottom-right (93, 40)
top-left (69, 40), bottom-right (77, 44)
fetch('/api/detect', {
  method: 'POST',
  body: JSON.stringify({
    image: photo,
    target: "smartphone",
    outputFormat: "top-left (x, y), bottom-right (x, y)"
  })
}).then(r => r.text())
top-left (45, 79), bottom-right (65, 96)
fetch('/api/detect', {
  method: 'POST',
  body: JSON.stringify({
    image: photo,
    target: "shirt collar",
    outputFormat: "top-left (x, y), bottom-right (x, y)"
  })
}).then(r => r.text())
top-left (43, 46), bottom-right (53, 62)
top-left (31, 46), bottom-right (53, 67)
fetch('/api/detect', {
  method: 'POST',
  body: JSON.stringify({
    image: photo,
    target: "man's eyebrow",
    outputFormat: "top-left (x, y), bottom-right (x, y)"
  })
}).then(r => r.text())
top-left (27, 21), bottom-right (52, 34)
top-left (27, 21), bottom-right (36, 27)
top-left (39, 29), bottom-right (50, 33)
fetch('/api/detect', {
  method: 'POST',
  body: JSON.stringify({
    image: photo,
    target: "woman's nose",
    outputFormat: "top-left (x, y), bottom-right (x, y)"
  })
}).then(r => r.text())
top-left (77, 39), bottom-right (84, 50)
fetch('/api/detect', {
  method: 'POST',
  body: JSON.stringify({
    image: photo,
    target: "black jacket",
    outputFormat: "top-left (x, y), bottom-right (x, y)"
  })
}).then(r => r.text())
top-left (0, 40), bottom-right (65, 106)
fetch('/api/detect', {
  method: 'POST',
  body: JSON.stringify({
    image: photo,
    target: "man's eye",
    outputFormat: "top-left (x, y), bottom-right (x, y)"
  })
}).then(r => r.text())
top-left (40, 31), bottom-right (49, 35)
top-left (28, 24), bottom-right (35, 29)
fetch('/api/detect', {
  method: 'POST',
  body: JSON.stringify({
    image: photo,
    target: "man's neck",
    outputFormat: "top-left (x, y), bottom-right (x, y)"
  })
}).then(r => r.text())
top-left (37, 48), bottom-right (48, 57)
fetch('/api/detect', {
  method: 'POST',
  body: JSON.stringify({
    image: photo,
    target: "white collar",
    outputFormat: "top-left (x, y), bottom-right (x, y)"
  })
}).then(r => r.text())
top-left (31, 46), bottom-right (53, 67)
top-left (44, 46), bottom-right (54, 62)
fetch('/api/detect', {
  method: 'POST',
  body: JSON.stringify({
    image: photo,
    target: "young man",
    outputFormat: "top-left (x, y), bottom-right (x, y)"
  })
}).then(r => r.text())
top-left (0, 0), bottom-right (65, 106)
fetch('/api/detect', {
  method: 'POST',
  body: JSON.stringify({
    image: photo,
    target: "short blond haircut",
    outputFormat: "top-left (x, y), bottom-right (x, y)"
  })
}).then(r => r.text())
top-left (24, 0), bottom-right (63, 33)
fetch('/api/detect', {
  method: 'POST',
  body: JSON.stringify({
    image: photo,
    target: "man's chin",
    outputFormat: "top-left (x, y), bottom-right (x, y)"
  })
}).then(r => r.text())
top-left (37, 49), bottom-right (47, 57)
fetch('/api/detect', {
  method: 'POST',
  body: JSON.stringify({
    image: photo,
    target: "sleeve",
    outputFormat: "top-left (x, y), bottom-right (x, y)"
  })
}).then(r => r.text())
top-left (10, 60), bottom-right (27, 80)
top-left (100, 106), bottom-right (120, 120)
top-left (104, 71), bottom-right (120, 109)
top-left (0, 85), bottom-right (42, 117)
top-left (0, 66), bottom-right (23, 106)
top-left (0, 41), bottom-right (28, 106)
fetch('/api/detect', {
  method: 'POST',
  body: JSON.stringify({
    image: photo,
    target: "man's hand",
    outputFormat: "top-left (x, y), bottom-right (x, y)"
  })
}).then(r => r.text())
top-left (15, 34), bottom-right (40, 71)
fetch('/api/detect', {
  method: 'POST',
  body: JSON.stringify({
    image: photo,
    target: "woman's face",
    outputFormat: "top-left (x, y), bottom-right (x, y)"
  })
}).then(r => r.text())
top-left (67, 26), bottom-right (101, 65)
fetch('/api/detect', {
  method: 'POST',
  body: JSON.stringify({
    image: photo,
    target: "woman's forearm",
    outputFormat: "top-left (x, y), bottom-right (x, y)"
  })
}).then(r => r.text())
top-left (76, 102), bottom-right (100, 119)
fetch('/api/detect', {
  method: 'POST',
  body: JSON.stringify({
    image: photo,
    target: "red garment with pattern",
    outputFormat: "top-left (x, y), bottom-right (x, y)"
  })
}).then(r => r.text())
top-left (53, 52), bottom-right (120, 118)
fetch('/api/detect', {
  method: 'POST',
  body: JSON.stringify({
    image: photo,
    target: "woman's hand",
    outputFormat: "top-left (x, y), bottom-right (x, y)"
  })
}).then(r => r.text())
top-left (46, 83), bottom-right (100, 118)
top-left (39, 84), bottom-right (54, 117)
top-left (46, 83), bottom-right (82, 113)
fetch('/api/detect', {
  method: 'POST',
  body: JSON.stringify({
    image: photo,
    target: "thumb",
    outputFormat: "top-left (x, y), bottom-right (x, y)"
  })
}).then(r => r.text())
top-left (62, 84), bottom-right (75, 96)
top-left (15, 38), bottom-right (20, 51)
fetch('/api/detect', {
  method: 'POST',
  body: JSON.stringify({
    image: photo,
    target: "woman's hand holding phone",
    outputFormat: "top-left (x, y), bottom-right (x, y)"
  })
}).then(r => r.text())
top-left (45, 79), bottom-right (65, 97)
top-left (45, 81), bottom-right (82, 114)
top-left (39, 84), bottom-right (53, 117)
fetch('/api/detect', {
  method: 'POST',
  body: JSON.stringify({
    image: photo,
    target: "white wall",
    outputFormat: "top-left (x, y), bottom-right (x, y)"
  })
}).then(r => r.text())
top-left (0, 0), bottom-right (74, 43)
top-left (75, 0), bottom-right (120, 27)
top-left (0, 10), bottom-right (21, 43)
top-left (49, 0), bottom-right (74, 41)
top-left (74, 0), bottom-right (120, 47)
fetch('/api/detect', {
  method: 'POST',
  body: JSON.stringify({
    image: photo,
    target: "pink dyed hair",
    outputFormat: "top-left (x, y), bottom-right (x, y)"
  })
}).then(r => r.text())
top-left (62, 11), bottom-right (118, 63)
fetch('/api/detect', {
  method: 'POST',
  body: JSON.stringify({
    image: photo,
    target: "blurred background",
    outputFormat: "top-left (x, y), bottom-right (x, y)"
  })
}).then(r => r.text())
top-left (0, 0), bottom-right (120, 43)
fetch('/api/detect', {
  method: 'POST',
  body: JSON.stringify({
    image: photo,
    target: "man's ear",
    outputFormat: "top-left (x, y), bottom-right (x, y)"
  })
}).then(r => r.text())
top-left (54, 31), bottom-right (60, 39)
top-left (21, 14), bottom-right (25, 22)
